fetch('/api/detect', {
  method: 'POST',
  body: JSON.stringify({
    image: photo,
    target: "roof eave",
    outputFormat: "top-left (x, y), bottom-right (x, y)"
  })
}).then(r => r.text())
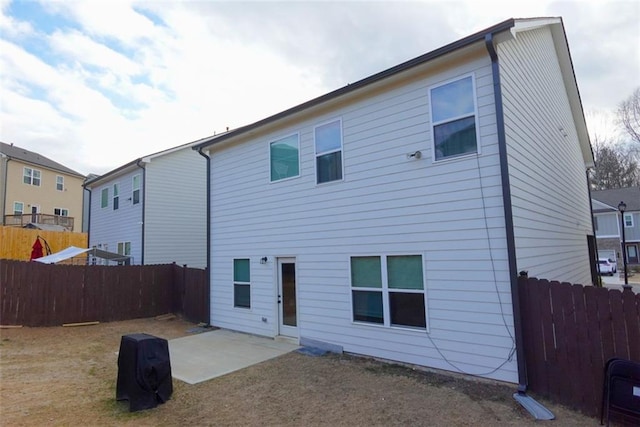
top-left (194, 18), bottom-right (517, 151)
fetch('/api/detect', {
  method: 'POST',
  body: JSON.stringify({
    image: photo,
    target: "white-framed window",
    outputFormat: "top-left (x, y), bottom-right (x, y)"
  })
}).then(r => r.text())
top-left (117, 241), bottom-right (131, 265)
top-left (101, 188), bottom-right (109, 209)
top-left (270, 133), bottom-right (300, 182)
top-left (13, 202), bottom-right (23, 215)
top-left (624, 213), bottom-right (634, 228)
top-left (430, 74), bottom-right (479, 161)
top-left (113, 183), bottom-right (119, 210)
top-left (56, 175), bottom-right (64, 191)
top-left (350, 254), bottom-right (426, 329)
top-left (23, 167), bottom-right (41, 186)
top-left (54, 208), bottom-right (69, 216)
top-left (132, 175), bottom-right (141, 205)
top-left (233, 259), bottom-right (251, 309)
top-left (314, 119), bottom-right (343, 184)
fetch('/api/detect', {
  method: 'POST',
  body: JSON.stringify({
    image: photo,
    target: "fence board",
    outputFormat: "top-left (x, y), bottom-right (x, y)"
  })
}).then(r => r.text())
top-left (0, 260), bottom-right (208, 326)
top-left (0, 226), bottom-right (87, 261)
top-left (623, 292), bottom-right (640, 361)
top-left (520, 277), bottom-right (640, 418)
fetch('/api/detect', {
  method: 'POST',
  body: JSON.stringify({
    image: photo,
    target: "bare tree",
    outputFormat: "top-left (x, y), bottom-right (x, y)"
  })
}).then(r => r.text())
top-left (617, 87), bottom-right (640, 145)
top-left (590, 136), bottom-right (640, 189)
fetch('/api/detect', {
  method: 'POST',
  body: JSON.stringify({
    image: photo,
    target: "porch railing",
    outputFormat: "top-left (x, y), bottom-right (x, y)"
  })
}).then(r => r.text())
top-left (4, 213), bottom-right (75, 231)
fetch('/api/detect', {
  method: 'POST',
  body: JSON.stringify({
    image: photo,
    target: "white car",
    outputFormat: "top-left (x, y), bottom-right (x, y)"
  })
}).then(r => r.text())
top-left (598, 258), bottom-right (617, 276)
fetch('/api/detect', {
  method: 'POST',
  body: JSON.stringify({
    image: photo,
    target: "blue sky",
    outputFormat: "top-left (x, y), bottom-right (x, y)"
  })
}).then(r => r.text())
top-left (1, 0), bottom-right (638, 175)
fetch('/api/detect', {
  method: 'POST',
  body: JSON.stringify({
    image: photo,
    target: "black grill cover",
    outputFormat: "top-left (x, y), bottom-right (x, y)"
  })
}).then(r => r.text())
top-left (116, 333), bottom-right (173, 412)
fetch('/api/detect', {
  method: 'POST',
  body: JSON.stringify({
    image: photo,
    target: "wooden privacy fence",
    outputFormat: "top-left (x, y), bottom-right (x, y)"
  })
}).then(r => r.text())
top-left (0, 226), bottom-right (88, 261)
top-left (0, 260), bottom-right (209, 326)
top-left (518, 276), bottom-right (640, 418)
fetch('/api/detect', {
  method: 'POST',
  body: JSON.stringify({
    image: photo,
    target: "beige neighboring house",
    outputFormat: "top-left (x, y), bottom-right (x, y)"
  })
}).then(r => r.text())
top-left (0, 142), bottom-right (85, 232)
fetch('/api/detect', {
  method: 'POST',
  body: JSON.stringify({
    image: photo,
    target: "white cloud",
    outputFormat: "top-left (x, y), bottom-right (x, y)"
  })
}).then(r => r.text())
top-left (0, 0), bottom-right (638, 175)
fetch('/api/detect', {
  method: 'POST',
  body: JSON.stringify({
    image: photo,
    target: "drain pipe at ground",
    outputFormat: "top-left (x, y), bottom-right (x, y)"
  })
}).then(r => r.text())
top-left (484, 31), bottom-right (554, 421)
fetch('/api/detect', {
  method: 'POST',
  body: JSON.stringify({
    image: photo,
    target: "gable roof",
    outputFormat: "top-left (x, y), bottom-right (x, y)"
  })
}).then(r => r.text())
top-left (0, 141), bottom-right (84, 177)
top-left (591, 186), bottom-right (640, 212)
top-left (193, 17), bottom-right (591, 167)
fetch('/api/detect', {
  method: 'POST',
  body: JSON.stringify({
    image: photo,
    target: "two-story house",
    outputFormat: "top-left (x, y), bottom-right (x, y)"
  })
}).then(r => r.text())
top-left (0, 142), bottom-right (85, 232)
top-left (193, 17), bottom-right (594, 386)
top-left (84, 140), bottom-right (207, 267)
top-left (592, 186), bottom-right (640, 269)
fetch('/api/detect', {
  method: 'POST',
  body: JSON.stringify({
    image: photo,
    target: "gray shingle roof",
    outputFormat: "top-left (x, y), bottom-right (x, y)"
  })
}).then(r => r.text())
top-left (591, 186), bottom-right (640, 212)
top-left (0, 142), bottom-right (84, 177)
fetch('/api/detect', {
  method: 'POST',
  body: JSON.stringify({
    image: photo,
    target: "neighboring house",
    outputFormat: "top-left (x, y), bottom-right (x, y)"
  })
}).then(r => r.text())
top-left (0, 142), bottom-right (85, 232)
top-left (84, 141), bottom-right (207, 267)
top-left (193, 16), bottom-right (594, 385)
top-left (592, 186), bottom-right (640, 268)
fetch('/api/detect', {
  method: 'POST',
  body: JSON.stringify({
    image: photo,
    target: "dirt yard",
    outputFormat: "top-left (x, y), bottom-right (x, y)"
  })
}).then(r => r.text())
top-left (1, 316), bottom-right (600, 426)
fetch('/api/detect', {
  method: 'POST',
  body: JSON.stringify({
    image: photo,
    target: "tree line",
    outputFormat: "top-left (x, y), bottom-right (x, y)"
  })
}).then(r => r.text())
top-left (589, 88), bottom-right (640, 190)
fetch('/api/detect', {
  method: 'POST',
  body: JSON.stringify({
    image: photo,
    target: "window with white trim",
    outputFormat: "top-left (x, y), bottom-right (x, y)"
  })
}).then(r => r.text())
top-left (270, 133), bottom-right (300, 182)
top-left (314, 119), bottom-right (343, 184)
top-left (23, 167), bottom-right (41, 186)
top-left (117, 241), bottom-right (131, 265)
top-left (624, 213), bottom-right (633, 228)
top-left (113, 183), bottom-right (119, 210)
top-left (132, 175), bottom-right (141, 205)
top-left (13, 202), bottom-right (23, 215)
top-left (430, 75), bottom-right (478, 161)
top-left (54, 208), bottom-right (69, 216)
top-left (101, 188), bottom-right (109, 209)
top-left (351, 255), bottom-right (426, 329)
top-left (233, 259), bottom-right (251, 309)
top-left (56, 175), bottom-right (64, 191)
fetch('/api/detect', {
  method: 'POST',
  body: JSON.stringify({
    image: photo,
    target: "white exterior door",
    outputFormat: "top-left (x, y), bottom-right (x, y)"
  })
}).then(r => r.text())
top-left (277, 258), bottom-right (298, 338)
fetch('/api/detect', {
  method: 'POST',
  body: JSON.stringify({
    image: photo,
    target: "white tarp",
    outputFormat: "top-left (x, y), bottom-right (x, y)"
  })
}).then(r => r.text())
top-left (33, 246), bottom-right (132, 264)
top-left (33, 246), bottom-right (90, 264)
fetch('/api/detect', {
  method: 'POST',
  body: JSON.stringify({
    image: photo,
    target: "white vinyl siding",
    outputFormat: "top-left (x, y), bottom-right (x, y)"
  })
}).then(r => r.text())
top-left (144, 148), bottom-right (206, 268)
top-left (207, 52), bottom-right (517, 383)
top-left (89, 170), bottom-right (143, 265)
top-left (499, 26), bottom-right (593, 285)
top-left (594, 213), bottom-right (619, 237)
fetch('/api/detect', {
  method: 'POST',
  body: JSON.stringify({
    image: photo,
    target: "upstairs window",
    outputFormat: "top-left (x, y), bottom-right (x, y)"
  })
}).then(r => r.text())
top-left (233, 259), bottom-right (251, 309)
top-left (270, 134), bottom-right (300, 182)
top-left (56, 176), bottom-right (64, 191)
top-left (315, 119), bottom-right (343, 184)
top-left (624, 213), bottom-right (634, 228)
top-left (101, 188), bottom-right (109, 209)
top-left (351, 255), bottom-right (426, 329)
top-left (132, 175), bottom-right (141, 205)
top-left (430, 75), bottom-right (478, 161)
top-left (23, 167), bottom-right (41, 186)
top-left (113, 183), bottom-right (119, 210)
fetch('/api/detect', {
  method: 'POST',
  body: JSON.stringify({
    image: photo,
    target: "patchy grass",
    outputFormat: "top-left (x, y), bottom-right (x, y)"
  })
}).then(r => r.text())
top-left (0, 317), bottom-right (600, 426)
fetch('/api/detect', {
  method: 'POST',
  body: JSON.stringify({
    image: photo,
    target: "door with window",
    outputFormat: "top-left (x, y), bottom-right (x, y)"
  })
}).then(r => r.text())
top-left (277, 258), bottom-right (298, 338)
